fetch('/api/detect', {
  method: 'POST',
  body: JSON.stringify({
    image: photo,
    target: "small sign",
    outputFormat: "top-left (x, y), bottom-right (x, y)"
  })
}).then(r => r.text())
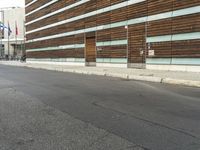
top-left (148, 43), bottom-right (151, 49)
top-left (97, 47), bottom-right (102, 51)
top-left (148, 50), bottom-right (155, 56)
top-left (140, 50), bottom-right (143, 55)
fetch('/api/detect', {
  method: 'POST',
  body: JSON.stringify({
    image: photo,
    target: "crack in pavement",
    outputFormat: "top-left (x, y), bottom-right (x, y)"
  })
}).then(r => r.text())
top-left (93, 101), bottom-right (200, 141)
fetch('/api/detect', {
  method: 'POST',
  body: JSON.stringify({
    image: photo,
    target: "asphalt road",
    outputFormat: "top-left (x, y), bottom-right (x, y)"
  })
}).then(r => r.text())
top-left (0, 64), bottom-right (200, 150)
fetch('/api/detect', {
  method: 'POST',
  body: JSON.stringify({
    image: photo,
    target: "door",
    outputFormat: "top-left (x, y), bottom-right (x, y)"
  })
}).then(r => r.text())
top-left (85, 35), bottom-right (96, 66)
top-left (128, 23), bottom-right (146, 68)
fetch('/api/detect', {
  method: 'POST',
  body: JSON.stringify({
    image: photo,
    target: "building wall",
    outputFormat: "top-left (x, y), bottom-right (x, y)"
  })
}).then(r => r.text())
top-left (25, 0), bottom-right (200, 69)
top-left (0, 7), bottom-right (25, 57)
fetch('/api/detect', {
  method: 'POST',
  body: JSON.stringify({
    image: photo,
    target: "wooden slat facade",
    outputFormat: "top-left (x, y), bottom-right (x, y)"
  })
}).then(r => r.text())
top-left (25, 0), bottom-right (200, 66)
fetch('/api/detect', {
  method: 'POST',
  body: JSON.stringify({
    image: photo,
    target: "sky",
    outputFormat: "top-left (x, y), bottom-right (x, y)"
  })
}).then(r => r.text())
top-left (0, 0), bottom-right (25, 8)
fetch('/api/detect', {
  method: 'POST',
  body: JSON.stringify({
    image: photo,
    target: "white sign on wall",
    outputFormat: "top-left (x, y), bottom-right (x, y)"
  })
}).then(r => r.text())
top-left (148, 50), bottom-right (155, 56)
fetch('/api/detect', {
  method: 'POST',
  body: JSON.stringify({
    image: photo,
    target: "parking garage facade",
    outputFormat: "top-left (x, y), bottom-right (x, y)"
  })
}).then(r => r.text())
top-left (25, 0), bottom-right (200, 71)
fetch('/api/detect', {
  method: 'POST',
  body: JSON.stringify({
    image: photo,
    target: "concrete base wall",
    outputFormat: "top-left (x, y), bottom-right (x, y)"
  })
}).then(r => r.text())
top-left (26, 61), bottom-right (85, 66)
top-left (146, 64), bottom-right (200, 73)
top-left (96, 63), bottom-right (127, 68)
top-left (128, 63), bottom-right (146, 69)
top-left (26, 60), bottom-right (200, 73)
top-left (85, 62), bottom-right (96, 66)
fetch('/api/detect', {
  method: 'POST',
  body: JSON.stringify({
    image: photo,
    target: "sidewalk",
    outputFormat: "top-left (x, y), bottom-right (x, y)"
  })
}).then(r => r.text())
top-left (1, 61), bottom-right (200, 88)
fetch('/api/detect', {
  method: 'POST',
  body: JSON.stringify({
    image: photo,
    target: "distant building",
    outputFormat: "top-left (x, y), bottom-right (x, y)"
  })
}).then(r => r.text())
top-left (0, 7), bottom-right (25, 59)
top-left (25, 0), bottom-right (200, 72)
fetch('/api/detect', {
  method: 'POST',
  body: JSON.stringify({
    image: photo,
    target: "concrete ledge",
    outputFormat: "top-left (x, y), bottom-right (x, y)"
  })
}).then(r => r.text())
top-left (27, 61), bottom-right (85, 66)
top-left (85, 62), bottom-right (96, 66)
top-left (73, 70), bottom-right (88, 74)
top-left (105, 73), bottom-right (129, 79)
top-left (128, 63), bottom-right (146, 69)
top-left (129, 75), bottom-right (162, 83)
top-left (146, 64), bottom-right (200, 73)
top-left (63, 69), bottom-right (75, 73)
top-left (162, 78), bottom-right (200, 88)
top-left (87, 71), bottom-right (106, 76)
top-left (96, 63), bottom-right (127, 68)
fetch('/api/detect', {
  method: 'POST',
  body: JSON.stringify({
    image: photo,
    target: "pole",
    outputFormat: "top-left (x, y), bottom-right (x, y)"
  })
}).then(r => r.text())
top-left (0, 10), bottom-right (4, 58)
top-left (2, 10), bottom-right (5, 57)
top-left (15, 34), bottom-right (17, 59)
top-left (23, 20), bottom-right (26, 56)
top-left (8, 23), bottom-right (10, 60)
top-left (15, 25), bottom-right (17, 59)
top-left (0, 10), bottom-right (3, 58)
top-left (0, 10), bottom-right (2, 58)
top-left (7, 21), bottom-right (11, 60)
top-left (14, 34), bottom-right (16, 59)
top-left (0, 31), bottom-right (2, 58)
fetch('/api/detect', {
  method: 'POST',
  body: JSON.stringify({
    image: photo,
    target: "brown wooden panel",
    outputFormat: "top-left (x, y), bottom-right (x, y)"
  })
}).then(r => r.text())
top-left (85, 36), bottom-right (96, 62)
top-left (147, 39), bottom-right (200, 58)
top-left (26, 34), bottom-right (84, 50)
top-left (26, 0), bottom-right (33, 5)
top-left (128, 23), bottom-right (146, 63)
top-left (148, 0), bottom-right (173, 15)
top-left (172, 40), bottom-right (200, 57)
top-left (26, 35), bottom-right (78, 49)
top-left (26, 20), bottom-right (84, 40)
top-left (27, 48), bottom-right (84, 58)
top-left (128, 1), bottom-right (147, 20)
top-left (26, 0), bottom-right (75, 22)
top-left (26, 1), bottom-right (147, 32)
top-left (148, 13), bottom-right (200, 37)
top-left (97, 28), bottom-right (111, 42)
top-left (147, 18), bottom-right (172, 37)
top-left (27, 0), bottom-right (126, 27)
top-left (26, 0), bottom-right (51, 14)
top-left (147, 42), bottom-right (172, 58)
top-left (172, 14), bottom-right (200, 34)
top-left (111, 6), bottom-right (128, 23)
top-left (173, 0), bottom-right (200, 10)
top-left (97, 27), bottom-right (127, 42)
top-left (97, 45), bottom-right (127, 58)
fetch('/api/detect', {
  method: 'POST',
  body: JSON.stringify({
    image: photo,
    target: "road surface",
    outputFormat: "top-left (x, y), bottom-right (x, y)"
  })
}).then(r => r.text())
top-left (0, 65), bottom-right (200, 150)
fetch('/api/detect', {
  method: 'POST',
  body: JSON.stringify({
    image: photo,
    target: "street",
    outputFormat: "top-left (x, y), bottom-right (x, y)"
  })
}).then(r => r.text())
top-left (0, 64), bottom-right (200, 150)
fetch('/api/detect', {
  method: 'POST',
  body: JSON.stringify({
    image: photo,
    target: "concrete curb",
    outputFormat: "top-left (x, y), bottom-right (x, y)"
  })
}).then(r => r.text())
top-left (129, 75), bottom-right (162, 83)
top-left (105, 73), bottom-right (129, 79)
top-left (1, 62), bottom-right (200, 88)
top-left (87, 71), bottom-right (106, 76)
top-left (162, 78), bottom-right (200, 88)
top-left (63, 69), bottom-right (75, 73)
